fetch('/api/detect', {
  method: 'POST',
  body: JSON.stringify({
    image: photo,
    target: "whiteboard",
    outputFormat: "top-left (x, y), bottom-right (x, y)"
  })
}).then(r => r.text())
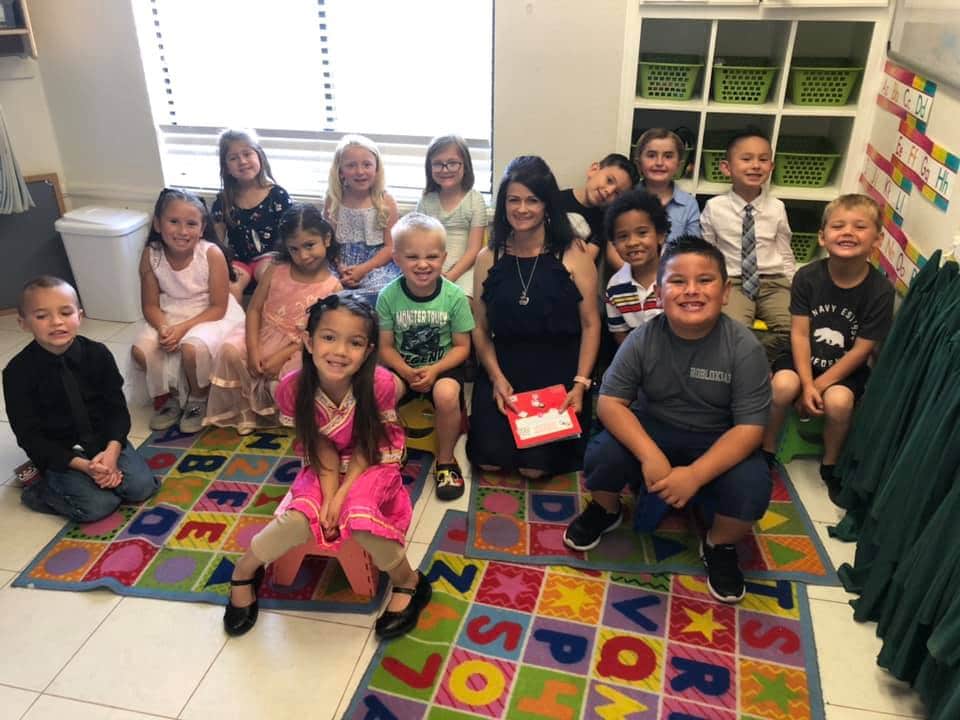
top-left (889, 0), bottom-right (960, 91)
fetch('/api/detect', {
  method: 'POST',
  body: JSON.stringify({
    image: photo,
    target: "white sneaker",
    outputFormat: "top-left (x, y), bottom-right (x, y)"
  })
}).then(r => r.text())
top-left (179, 399), bottom-right (207, 434)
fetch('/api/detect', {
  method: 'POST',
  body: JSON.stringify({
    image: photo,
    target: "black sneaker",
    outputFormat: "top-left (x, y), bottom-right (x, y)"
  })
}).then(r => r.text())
top-left (700, 540), bottom-right (745, 603)
top-left (563, 500), bottom-right (622, 551)
top-left (820, 464), bottom-right (842, 506)
top-left (435, 463), bottom-right (465, 501)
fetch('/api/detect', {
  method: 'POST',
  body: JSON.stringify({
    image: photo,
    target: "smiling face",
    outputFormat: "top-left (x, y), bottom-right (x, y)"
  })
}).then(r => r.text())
top-left (224, 141), bottom-right (262, 185)
top-left (611, 209), bottom-right (664, 275)
top-left (18, 284), bottom-right (82, 355)
top-left (721, 136), bottom-right (773, 198)
top-left (657, 251), bottom-right (730, 339)
top-left (583, 163), bottom-right (634, 208)
top-left (339, 145), bottom-right (378, 195)
top-left (504, 181), bottom-right (546, 234)
top-left (429, 144), bottom-right (466, 193)
top-left (395, 229), bottom-right (447, 296)
top-left (285, 229), bottom-right (331, 273)
top-left (303, 307), bottom-right (373, 389)
top-left (637, 137), bottom-right (681, 189)
top-left (154, 199), bottom-right (204, 258)
top-left (819, 206), bottom-right (881, 262)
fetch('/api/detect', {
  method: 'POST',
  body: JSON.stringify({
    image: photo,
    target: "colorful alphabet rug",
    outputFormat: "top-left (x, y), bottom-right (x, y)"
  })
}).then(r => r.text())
top-left (343, 511), bottom-right (825, 720)
top-left (467, 464), bottom-right (838, 586)
top-left (14, 425), bottom-right (433, 613)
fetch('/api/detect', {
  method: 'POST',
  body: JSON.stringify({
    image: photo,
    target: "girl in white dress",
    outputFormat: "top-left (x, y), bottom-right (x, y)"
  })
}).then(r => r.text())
top-left (132, 189), bottom-right (245, 433)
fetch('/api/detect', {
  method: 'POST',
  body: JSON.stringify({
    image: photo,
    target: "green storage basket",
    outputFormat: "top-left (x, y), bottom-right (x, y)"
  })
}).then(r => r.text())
top-left (787, 207), bottom-right (823, 263)
top-left (712, 58), bottom-right (778, 104)
top-left (637, 54), bottom-right (704, 101)
top-left (700, 132), bottom-right (736, 183)
top-left (774, 136), bottom-right (840, 188)
top-left (788, 58), bottom-right (862, 106)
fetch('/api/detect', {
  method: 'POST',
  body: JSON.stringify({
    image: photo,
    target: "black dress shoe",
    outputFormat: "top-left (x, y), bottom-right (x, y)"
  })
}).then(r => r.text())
top-left (375, 571), bottom-right (432, 639)
top-left (223, 566), bottom-right (265, 637)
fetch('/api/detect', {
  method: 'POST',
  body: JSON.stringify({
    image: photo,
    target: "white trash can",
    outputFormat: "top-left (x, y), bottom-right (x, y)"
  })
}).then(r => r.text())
top-left (56, 206), bottom-right (150, 322)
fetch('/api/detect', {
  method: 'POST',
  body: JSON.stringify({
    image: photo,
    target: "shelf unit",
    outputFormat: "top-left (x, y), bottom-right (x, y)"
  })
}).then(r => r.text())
top-left (618, 5), bottom-right (890, 205)
top-left (0, 0), bottom-right (36, 58)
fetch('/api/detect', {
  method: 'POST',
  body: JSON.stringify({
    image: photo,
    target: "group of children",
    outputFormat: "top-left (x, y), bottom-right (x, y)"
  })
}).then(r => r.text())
top-left (3, 124), bottom-right (894, 640)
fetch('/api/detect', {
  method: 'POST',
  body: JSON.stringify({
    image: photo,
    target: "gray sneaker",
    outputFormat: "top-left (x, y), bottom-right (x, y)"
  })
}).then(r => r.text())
top-left (179, 399), bottom-right (207, 434)
top-left (149, 396), bottom-right (181, 431)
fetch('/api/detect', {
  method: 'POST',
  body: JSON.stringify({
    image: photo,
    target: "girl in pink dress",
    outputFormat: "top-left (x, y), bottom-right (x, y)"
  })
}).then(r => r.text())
top-left (205, 204), bottom-right (342, 433)
top-left (223, 293), bottom-right (431, 640)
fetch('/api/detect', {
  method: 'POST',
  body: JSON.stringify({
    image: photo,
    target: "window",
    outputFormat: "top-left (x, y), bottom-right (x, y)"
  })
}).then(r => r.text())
top-left (133, 0), bottom-right (493, 200)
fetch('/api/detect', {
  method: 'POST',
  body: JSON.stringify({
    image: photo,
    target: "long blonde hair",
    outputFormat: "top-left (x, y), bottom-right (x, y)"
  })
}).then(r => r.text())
top-left (325, 134), bottom-right (389, 229)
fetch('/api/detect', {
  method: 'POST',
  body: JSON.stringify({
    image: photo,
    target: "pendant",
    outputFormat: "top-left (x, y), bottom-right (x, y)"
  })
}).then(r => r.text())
top-left (518, 294), bottom-right (530, 306)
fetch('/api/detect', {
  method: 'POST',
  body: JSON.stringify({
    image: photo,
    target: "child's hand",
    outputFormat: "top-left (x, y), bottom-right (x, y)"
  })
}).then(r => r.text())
top-left (798, 384), bottom-right (824, 416)
top-left (492, 376), bottom-right (517, 416)
top-left (640, 454), bottom-right (672, 490)
top-left (247, 347), bottom-right (263, 375)
top-left (410, 366), bottom-right (437, 393)
top-left (261, 351), bottom-right (288, 379)
top-left (92, 469), bottom-right (123, 489)
top-left (340, 265), bottom-right (365, 288)
top-left (649, 466), bottom-right (700, 509)
top-left (159, 323), bottom-right (187, 352)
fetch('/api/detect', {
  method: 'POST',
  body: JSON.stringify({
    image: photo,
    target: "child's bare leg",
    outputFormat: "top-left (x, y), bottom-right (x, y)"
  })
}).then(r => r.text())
top-left (432, 378), bottom-right (462, 465)
top-left (230, 510), bottom-right (313, 607)
top-left (180, 343), bottom-right (209, 398)
top-left (762, 370), bottom-right (801, 453)
top-left (131, 345), bottom-right (147, 370)
top-left (590, 489), bottom-right (621, 514)
top-left (821, 385), bottom-right (855, 465)
top-left (707, 514), bottom-right (753, 545)
top-left (385, 557), bottom-right (421, 612)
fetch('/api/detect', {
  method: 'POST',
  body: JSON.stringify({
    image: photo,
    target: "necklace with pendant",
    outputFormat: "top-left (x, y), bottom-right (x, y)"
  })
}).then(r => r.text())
top-left (516, 253), bottom-right (540, 306)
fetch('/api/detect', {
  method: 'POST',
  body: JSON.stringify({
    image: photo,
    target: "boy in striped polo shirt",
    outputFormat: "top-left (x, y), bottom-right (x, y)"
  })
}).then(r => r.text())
top-left (604, 190), bottom-right (670, 345)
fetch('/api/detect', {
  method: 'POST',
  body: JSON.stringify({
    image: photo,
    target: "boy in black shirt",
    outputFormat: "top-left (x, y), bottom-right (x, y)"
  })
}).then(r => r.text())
top-left (761, 195), bottom-right (895, 503)
top-left (4, 276), bottom-right (158, 521)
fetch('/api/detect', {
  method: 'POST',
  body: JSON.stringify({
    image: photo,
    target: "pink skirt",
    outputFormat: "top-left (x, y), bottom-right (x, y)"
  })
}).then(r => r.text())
top-left (275, 462), bottom-right (411, 550)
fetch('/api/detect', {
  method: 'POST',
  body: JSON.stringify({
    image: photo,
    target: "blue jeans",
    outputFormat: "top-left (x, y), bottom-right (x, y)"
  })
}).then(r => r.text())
top-left (24, 445), bottom-right (160, 523)
top-left (584, 413), bottom-right (772, 531)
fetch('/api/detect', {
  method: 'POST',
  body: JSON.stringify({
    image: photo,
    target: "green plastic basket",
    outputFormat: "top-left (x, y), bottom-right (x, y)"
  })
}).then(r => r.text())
top-left (700, 132), bottom-right (736, 183)
top-left (774, 136), bottom-right (840, 188)
top-left (789, 58), bottom-right (862, 106)
top-left (787, 206), bottom-right (824, 263)
top-left (637, 54), bottom-right (704, 100)
top-left (712, 58), bottom-right (778, 104)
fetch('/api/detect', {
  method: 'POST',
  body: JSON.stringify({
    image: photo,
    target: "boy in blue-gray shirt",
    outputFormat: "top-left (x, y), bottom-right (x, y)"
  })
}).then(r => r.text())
top-left (564, 236), bottom-right (772, 603)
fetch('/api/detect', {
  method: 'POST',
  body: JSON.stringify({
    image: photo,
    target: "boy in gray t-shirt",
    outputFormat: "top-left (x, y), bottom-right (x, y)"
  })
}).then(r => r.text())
top-left (563, 235), bottom-right (772, 604)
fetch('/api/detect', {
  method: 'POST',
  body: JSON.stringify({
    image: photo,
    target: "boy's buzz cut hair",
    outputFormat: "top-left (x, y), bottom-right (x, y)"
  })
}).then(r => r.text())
top-left (821, 193), bottom-right (882, 232)
top-left (657, 235), bottom-right (728, 286)
top-left (392, 211), bottom-right (447, 249)
top-left (598, 153), bottom-right (641, 186)
top-left (725, 126), bottom-right (771, 158)
top-left (18, 275), bottom-right (79, 316)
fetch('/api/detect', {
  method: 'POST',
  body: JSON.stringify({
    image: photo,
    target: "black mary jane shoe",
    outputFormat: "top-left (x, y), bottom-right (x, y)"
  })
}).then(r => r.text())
top-left (223, 565), bottom-right (265, 637)
top-left (374, 571), bottom-right (432, 640)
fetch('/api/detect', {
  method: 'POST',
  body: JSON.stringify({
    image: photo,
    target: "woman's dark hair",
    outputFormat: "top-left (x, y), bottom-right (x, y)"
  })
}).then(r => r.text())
top-left (491, 155), bottom-right (574, 258)
top-left (147, 188), bottom-right (236, 281)
top-left (275, 203), bottom-right (339, 266)
top-left (423, 135), bottom-right (476, 194)
top-left (294, 292), bottom-right (386, 474)
top-left (603, 190), bottom-right (671, 245)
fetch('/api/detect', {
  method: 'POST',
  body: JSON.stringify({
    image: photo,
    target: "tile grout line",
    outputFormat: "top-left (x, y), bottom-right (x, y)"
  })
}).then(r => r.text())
top-left (174, 634), bottom-right (230, 719)
top-left (16, 692), bottom-right (39, 720)
top-left (39, 594), bottom-right (126, 696)
top-left (825, 701), bottom-right (926, 719)
top-left (333, 627), bottom-right (375, 719)
top-left (38, 692), bottom-right (178, 719)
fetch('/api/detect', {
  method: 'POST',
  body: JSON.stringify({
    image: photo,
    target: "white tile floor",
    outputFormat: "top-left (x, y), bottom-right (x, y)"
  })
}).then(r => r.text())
top-left (0, 317), bottom-right (928, 719)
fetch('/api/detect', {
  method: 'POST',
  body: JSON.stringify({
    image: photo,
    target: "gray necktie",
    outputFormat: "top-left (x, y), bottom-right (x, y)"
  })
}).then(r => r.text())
top-left (741, 204), bottom-right (759, 300)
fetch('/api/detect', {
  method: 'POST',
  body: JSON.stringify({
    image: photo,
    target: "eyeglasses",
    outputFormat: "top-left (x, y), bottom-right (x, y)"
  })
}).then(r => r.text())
top-left (430, 160), bottom-right (463, 172)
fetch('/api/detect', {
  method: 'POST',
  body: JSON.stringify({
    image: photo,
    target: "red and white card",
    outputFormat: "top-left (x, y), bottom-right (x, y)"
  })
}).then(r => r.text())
top-left (507, 384), bottom-right (581, 449)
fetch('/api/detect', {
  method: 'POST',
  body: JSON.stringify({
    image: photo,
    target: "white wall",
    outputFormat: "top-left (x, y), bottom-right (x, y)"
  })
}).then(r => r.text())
top-left (0, 56), bottom-right (62, 177)
top-left (28, 0), bottom-right (163, 208)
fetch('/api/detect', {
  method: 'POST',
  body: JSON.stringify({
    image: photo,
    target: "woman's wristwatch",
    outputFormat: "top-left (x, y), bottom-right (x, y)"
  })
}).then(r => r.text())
top-left (573, 375), bottom-right (593, 389)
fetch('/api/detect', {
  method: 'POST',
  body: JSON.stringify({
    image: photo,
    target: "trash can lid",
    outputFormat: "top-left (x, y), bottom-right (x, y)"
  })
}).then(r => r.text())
top-left (55, 206), bottom-right (151, 237)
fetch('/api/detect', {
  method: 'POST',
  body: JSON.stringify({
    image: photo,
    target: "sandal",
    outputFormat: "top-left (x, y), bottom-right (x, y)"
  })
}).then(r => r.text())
top-left (374, 571), bottom-right (432, 639)
top-left (223, 566), bottom-right (265, 637)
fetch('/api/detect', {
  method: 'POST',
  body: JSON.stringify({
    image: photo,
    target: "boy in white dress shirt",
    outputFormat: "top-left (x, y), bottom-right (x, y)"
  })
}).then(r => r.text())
top-left (701, 128), bottom-right (794, 362)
